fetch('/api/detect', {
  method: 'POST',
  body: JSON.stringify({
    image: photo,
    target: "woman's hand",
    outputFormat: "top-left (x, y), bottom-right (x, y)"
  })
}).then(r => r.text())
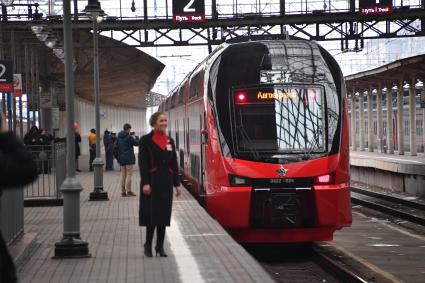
top-left (143, 184), bottom-right (151, 195)
top-left (175, 186), bottom-right (182, 197)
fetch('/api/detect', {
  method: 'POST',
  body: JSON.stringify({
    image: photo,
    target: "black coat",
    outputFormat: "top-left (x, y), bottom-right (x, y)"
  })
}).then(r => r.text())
top-left (0, 132), bottom-right (38, 283)
top-left (75, 132), bottom-right (81, 157)
top-left (138, 131), bottom-right (180, 227)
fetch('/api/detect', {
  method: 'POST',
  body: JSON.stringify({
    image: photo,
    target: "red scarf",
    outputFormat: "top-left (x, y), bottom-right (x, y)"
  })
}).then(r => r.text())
top-left (152, 129), bottom-right (169, 150)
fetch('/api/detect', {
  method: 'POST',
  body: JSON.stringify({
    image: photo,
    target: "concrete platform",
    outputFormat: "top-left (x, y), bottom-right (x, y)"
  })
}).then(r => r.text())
top-left (329, 209), bottom-right (425, 283)
top-left (350, 150), bottom-right (425, 196)
top-left (16, 169), bottom-right (274, 283)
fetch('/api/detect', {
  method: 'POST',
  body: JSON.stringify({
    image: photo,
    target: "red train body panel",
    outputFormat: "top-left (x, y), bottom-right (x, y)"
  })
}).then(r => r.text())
top-left (160, 40), bottom-right (352, 243)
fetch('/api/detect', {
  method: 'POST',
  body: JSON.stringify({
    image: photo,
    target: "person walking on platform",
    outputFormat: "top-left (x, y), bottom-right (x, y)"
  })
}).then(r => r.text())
top-left (88, 128), bottom-right (96, 171)
top-left (103, 130), bottom-right (114, 171)
top-left (139, 112), bottom-right (181, 257)
top-left (0, 108), bottom-right (38, 283)
top-left (74, 123), bottom-right (81, 172)
top-left (118, 123), bottom-right (139, 197)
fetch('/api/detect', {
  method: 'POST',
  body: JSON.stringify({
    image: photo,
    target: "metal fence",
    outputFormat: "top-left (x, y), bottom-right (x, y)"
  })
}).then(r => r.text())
top-left (0, 187), bottom-right (24, 244)
top-left (24, 140), bottom-right (66, 206)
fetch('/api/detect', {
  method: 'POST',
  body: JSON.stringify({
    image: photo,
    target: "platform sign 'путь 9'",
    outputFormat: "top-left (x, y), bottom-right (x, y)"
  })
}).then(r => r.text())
top-left (173, 0), bottom-right (205, 23)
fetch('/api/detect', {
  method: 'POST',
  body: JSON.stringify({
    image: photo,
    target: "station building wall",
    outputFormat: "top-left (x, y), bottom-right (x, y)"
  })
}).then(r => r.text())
top-left (59, 97), bottom-right (147, 155)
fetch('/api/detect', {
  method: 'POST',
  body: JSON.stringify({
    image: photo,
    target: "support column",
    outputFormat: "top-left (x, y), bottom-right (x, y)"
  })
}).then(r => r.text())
top-left (422, 82), bottom-right (425, 153)
top-left (351, 93), bottom-right (357, 150)
top-left (397, 80), bottom-right (404, 155)
top-left (359, 91), bottom-right (365, 151)
top-left (367, 88), bottom-right (374, 152)
top-left (377, 83), bottom-right (383, 152)
top-left (409, 77), bottom-right (417, 156)
top-left (387, 86), bottom-right (394, 154)
top-left (24, 44), bottom-right (30, 132)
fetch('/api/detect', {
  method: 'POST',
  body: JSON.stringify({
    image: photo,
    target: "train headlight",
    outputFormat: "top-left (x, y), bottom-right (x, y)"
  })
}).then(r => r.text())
top-left (229, 174), bottom-right (251, 186)
top-left (314, 173), bottom-right (335, 185)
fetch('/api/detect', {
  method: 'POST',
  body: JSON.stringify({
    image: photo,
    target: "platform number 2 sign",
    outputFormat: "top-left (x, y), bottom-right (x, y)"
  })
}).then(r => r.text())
top-left (173, 0), bottom-right (205, 23)
top-left (0, 60), bottom-right (14, 92)
top-left (184, 0), bottom-right (196, 12)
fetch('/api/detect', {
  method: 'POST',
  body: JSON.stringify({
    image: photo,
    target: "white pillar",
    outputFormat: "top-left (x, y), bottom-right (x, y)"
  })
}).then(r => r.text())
top-left (397, 80), bottom-right (404, 155)
top-left (377, 83), bottom-right (384, 152)
top-left (359, 92), bottom-right (365, 151)
top-left (351, 93), bottom-right (357, 150)
top-left (387, 87), bottom-right (394, 154)
top-left (367, 89), bottom-right (374, 152)
top-left (409, 78), bottom-right (417, 156)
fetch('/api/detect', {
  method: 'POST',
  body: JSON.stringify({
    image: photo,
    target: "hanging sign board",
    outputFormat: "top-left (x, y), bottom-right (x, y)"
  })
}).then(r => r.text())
top-left (173, 0), bottom-right (206, 23)
top-left (0, 60), bottom-right (14, 92)
top-left (13, 74), bottom-right (22, 97)
top-left (359, 0), bottom-right (393, 15)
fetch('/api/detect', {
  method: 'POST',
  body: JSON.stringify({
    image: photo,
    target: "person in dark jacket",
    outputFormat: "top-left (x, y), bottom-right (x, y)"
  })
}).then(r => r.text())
top-left (139, 112), bottom-right (181, 258)
top-left (0, 109), bottom-right (38, 283)
top-left (103, 130), bottom-right (114, 171)
top-left (74, 123), bottom-right (82, 172)
top-left (118, 123), bottom-right (139, 197)
top-left (88, 129), bottom-right (96, 171)
top-left (23, 125), bottom-right (40, 146)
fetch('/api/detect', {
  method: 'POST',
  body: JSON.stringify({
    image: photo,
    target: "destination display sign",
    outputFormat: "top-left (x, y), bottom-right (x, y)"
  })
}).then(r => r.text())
top-left (233, 87), bottom-right (321, 104)
top-left (359, 0), bottom-right (393, 15)
top-left (173, 0), bottom-right (206, 23)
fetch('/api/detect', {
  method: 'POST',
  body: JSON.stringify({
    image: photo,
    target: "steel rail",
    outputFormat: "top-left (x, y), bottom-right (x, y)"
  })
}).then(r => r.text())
top-left (351, 186), bottom-right (425, 211)
top-left (351, 192), bottom-right (425, 226)
top-left (313, 246), bottom-right (369, 283)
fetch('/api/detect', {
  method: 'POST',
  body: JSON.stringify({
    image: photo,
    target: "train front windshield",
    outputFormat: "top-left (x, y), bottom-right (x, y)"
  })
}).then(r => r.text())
top-left (231, 86), bottom-right (326, 158)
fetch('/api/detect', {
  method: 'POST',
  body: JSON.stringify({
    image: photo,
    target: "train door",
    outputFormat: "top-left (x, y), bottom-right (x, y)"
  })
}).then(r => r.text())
top-left (200, 111), bottom-right (207, 202)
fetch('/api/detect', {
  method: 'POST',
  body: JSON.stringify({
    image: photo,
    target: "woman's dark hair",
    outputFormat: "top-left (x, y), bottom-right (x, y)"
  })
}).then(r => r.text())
top-left (149, 111), bottom-right (165, 127)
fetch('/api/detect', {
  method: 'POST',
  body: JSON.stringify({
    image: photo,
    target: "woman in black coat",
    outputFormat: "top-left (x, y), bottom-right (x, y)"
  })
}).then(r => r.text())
top-left (139, 112), bottom-right (181, 257)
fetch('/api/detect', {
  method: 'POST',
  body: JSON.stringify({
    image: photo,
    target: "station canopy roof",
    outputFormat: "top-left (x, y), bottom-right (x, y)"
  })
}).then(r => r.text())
top-left (345, 54), bottom-right (425, 92)
top-left (49, 30), bottom-right (164, 109)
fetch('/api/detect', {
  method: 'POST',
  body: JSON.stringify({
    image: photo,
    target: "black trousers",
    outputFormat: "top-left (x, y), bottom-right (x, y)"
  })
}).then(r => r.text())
top-left (0, 233), bottom-right (17, 283)
top-left (145, 226), bottom-right (166, 248)
top-left (89, 147), bottom-right (95, 170)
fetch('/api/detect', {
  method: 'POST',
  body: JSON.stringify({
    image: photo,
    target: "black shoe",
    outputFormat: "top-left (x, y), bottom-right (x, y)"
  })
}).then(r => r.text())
top-left (155, 246), bottom-right (168, 257)
top-left (144, 243), bottom-right (152, 257)
top-left (121, 192), bottom-right (127, 197)
top-left (76, 169), bottom-right (81, 172)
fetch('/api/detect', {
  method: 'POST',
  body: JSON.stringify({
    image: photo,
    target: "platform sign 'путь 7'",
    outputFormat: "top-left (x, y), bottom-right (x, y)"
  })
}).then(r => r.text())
top-left (173, 0), bottom-right (205, 23)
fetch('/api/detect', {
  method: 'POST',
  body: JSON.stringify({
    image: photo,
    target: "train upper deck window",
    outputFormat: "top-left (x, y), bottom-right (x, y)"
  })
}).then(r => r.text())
top-left (231, 85), bottom-right (326, 155)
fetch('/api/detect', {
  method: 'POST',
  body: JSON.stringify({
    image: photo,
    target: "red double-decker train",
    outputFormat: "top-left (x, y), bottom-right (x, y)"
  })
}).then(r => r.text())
top-left (159, 39), bottom-right (352, 243)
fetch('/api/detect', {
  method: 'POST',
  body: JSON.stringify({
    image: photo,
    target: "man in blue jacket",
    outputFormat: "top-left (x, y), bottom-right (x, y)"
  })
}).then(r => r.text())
top-left (118, 123), bottom-right (139, 197)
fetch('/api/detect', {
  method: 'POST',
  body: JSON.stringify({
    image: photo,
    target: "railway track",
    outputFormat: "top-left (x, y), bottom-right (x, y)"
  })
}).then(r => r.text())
top-left (350, 186), bottom-right (425, 226)
top-left (245, 243), bottom-right (368, 283)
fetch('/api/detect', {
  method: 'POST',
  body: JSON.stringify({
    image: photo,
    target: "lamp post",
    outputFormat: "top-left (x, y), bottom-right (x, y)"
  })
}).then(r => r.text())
top-left (54, 0), bottom-right (90, 258)
top-left (84, 0), bottom-right (108, 201)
